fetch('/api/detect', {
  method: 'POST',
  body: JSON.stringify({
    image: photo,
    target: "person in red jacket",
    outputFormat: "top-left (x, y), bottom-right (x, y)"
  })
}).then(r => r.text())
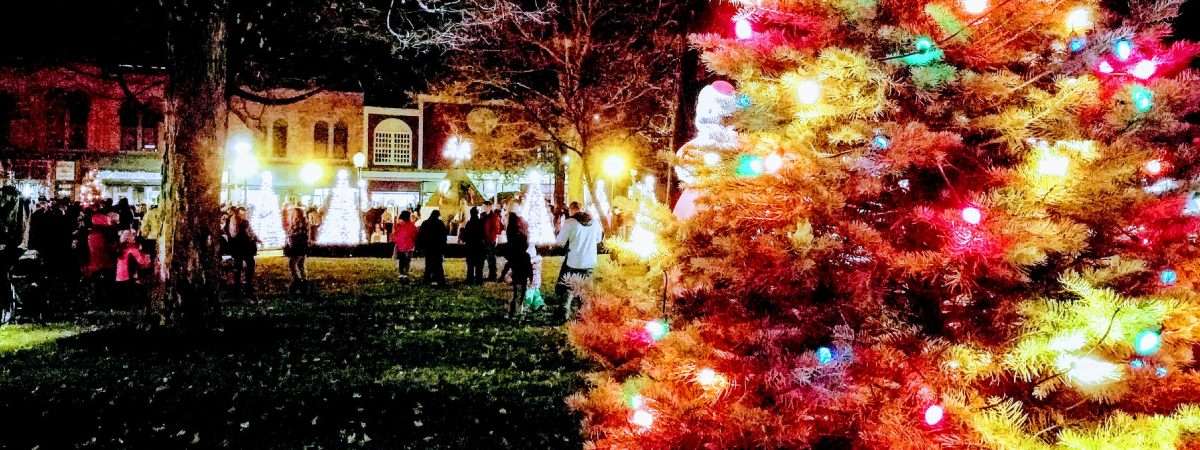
top-left (482, 200), bottom-right (505, 281)
top-left (391, 210), bottom-right (418, 283)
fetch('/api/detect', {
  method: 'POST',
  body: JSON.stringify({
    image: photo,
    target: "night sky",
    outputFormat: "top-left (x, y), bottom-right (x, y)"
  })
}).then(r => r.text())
top-left (0, 0), bottom-right (1196, 106)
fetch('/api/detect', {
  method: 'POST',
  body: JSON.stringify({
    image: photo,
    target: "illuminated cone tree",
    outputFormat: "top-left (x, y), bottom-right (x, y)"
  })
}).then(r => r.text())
top-left (567, 0), bottom-right (1200, 448)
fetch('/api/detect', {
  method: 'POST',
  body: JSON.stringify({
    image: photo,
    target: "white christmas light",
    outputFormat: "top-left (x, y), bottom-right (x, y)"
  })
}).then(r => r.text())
top-left (924, 405), bottom-right (945, 426)
top-left (961, 207), bottom-right (982, 225)
top-left (795, 79), bottom-right (821, 105)
top-left (1056, 354), bottom-right (1123, 386)
top-left (696, 368), bottom-right (719, 386)
top-left (1065, 7), bottom-right (1092, 31)
top-left (763, 153), bottom-right (783, 174)
top-left (1037, 151), bottom-right (1070, 177)
top-left (1098, 61), bottom-right (1114, 74)
top-left (961, 0), bottom-right (988, 14)
top-left (444, 136), bottom-right (472, 163)
top-left (734, 18), bottom-right (754, 40)
top-left (1131, 59), bottom-right (1158, 80)
top-left (630, 409), bottom-right (654, 429)
top-left (1144, 159), bottom-right (1163, 175)
top-left (703, 152), bottom-right (721, 166)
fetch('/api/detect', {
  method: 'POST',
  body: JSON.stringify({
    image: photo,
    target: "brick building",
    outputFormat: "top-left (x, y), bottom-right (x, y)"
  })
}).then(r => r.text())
top-left (0, 64), bottom-right (364, 204)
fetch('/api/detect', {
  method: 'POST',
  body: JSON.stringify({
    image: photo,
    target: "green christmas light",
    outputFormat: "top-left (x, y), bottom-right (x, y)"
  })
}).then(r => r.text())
top-left (1131, 86), bottom-right (1154, 113)
top-left (901, 36), bottom-right (944, 66)
top-left (735, 154), bottom-right (764, 177)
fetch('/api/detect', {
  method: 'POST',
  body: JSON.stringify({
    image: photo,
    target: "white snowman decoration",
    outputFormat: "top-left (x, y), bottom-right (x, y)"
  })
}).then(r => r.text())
top-left (674, 81), bottom-right (740, 220)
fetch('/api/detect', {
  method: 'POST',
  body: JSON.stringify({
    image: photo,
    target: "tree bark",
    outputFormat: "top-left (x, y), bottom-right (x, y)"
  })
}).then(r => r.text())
top-left (156, 0), bottom-right (229, 325)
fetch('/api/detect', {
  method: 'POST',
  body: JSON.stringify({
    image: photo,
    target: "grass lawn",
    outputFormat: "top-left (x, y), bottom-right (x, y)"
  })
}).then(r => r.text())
top-left (0, 257), bottom-right (587, 449)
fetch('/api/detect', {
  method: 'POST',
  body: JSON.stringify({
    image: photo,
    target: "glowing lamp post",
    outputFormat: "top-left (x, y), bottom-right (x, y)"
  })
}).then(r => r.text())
top-left (300, 162), bottom-right (325, 186)
top-left (352, 151), bottom-right (367, 213)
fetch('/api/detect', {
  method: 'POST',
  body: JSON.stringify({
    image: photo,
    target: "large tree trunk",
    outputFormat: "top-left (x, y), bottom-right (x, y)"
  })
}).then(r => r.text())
top-left (156, 0), bottom-right (229, 325)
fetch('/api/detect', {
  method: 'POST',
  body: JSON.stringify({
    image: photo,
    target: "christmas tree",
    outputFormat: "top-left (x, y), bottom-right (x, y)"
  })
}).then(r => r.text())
top-left (315, 169), bottom-right (362, 246)
top-left (568, 0), bottom-right (1200, 448)
top-left (249, 172), bottom-right (285, 249)
top-left (518, 181), bottom-right (556, 245)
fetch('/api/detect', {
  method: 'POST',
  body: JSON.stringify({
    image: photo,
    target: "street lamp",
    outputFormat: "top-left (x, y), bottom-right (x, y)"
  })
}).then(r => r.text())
top-left (300, 161), bottom-right (325, 186)
top-left (602, 154), bottom-right (628, 179)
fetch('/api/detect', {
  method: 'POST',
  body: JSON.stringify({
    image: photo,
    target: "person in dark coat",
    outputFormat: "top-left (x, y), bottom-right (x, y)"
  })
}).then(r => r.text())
top-left (460, 207), bottom-right (486, 284)
top-left (504, 212), bottom-right (533, 319)
top-left (224, 207), bottom-right (260, 299)
top-left (283, 207), bottom-right (309, 293)
top-left (416, 209), bottom-right (449, 286)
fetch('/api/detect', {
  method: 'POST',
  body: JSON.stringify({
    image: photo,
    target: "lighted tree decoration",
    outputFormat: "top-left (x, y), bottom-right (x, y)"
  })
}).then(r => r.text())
top-left (315, 169), bottom-right (363, 246)
top-left (248, 172), bottom-right (285, 249)
top-left (518, 178), bottom-right (556, 246)
top-left (567, 0), bottom-right (1200, 448)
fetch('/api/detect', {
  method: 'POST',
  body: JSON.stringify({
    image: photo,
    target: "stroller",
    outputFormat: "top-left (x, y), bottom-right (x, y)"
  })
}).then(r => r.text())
top-left (0, 248), bottom-right (45, 324)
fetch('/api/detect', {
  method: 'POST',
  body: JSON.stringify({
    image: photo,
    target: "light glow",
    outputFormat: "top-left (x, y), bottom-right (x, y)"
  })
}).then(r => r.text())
top-left (696, 368), bottom-right (719, 386)
top-left (1037, 150), bottom-right (1070, 177)
top-left (961, 207), bottom-right (982, 225)
top-left (299, 162), bottom-right (324, 185)
top-left (1131, 59), bottom-right (1158, 79)
top-left (1098, 61), bottom-right (1114, 74)
top-left (734, 18), bottom-right (754, 40)
top-left (763, 153), bottom-right (783, 174)
top-left (1056, 354), bottom-right (1123, 386)
top-left (1133, 329), bottom-right (1162, 356)
top-left (961, 0), bottom-right (988, 14)
top-left (924, 405), bottom-right (945, 426)
top-left (795, 79), bottom-right (821, 105)
top-left (602, 154), bottom-right (628, 179)
top-left (1144, 159), bottom-right (1163, 175)
top-left (630, 409), bottom-right (654, 429)
top-left (703, 152), bottom-right (721, 166)
top-left (1114, 38), bottom-right (1134, 61)
top-left (644, 320), bottom-right (669, 342)
top-left (1065, 7), bottom-right (1092, 31)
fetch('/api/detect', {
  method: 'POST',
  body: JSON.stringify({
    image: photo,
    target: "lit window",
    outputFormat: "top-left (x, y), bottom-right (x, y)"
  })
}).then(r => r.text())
top-left (372, 118), bottom-right (413, 166)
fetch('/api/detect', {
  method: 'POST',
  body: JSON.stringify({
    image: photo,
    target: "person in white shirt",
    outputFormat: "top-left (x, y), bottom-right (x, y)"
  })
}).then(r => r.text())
top-left (555, 202), bottom-right (602, 320)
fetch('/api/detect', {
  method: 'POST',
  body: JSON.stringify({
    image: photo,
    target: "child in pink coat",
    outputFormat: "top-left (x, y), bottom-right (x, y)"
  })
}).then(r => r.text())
top-left (115, 230), bottom-right (151, 312)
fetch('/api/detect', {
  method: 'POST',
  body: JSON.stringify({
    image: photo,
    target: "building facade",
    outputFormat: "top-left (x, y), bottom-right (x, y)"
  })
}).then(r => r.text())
top-left (0, 64), bottom-right (364, 205)
top-left (0, 63), bottom-right (556, 210)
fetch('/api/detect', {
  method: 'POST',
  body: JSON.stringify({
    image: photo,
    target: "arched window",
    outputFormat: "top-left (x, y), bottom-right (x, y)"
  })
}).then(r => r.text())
top-left (271, 119), bottom-right (288, 158)
top-left (372, 118), bottom-right (412, 166)
top-left (0, 93), bottom-right (14, 148)
top-left (45, 90), bottom-right (90, 149)
top-left (332, 121), bottom-right (349, 159)
top-left (312, 121), bottom-right (330, 157)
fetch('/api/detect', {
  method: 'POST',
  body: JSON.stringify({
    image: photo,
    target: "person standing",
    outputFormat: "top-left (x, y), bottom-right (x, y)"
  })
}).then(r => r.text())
top-left (555, 208), bottom-right (602, 321)
top-left (461, 207), bottom-right (486, 284)
top-left (225, 207), bottom-right (260, 300)
top-left (283, 207), bottom-right (309, 293)
top-left (84, 204), bottom-right (117, 305)
top-left (482, 201), bottom-right (504, 281)
top-left (114, 229), bottom-right (151, 314)
top-left (416, 209), bottom-right (448, 286)
top-left (391, 210), bottom-right (418, 283)
top-left (504, 212), bottom-right (533, 319)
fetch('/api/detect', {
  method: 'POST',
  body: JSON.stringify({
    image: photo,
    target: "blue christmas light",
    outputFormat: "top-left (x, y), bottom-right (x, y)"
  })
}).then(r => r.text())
top-left (872, 135), bottom-right (891, 150)
top-left (1133, 329), bottom-right (1162, 356)
top-left (1131, 86), bottom-right (1154, 113)
top-left (1069, 37), bottom-right (1087, 53)
top-left (1156, 366), bottom-right (1169, 378)
top-left (816, 346), bottom-right (833, 365)
top-left (736, 94), bottom-right (752, 109)
top-left (1161, 269), bottom-right (1177, 286)
top-left (1131, 359), bottom-right (1145, 369)
top-left (735, 154), bottom-right (764, 177)
top-left (1113, 38), bottom-right (1134, 61)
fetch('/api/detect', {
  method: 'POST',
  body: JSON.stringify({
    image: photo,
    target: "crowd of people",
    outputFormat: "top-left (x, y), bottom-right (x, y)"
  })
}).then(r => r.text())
top-left (2, 188), bottom-right (603, 323)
